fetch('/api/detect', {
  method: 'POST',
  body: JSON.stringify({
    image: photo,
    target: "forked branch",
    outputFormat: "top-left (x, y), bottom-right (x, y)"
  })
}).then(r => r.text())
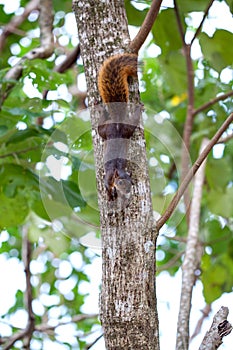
top-left (0, 0), bottom-right (54, 107)
top-left (156, 113), bottom-right (233, 230)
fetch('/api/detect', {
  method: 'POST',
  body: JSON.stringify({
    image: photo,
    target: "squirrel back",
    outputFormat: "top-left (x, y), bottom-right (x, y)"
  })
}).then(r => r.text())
top-left (98, 53), bottom-right (138, 103)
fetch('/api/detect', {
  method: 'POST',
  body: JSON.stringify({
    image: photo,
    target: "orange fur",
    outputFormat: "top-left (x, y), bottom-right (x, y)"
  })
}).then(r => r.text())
top-left (98, 53), bottom-right (138, 103)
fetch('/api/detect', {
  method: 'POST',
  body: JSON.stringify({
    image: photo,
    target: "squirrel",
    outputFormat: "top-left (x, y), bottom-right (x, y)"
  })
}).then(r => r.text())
top-left (97, 53), bottom-right (140, 202)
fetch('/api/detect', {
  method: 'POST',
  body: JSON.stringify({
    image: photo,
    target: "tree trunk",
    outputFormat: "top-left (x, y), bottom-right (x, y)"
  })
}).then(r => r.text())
top-left (73, 1), bottom-right (159, 349)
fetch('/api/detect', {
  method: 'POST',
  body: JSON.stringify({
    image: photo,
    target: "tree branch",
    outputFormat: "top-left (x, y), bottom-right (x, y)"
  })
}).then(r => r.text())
top-left (35, 314), bottom-right (98, 333)
top-left (176, 138), bottom-right (208, 350)
top-left (85, 333), bottom-right (103, 350)
top-left (0, 0), bottom-right (54, 107)
top-left (3, 226), bottom-right (34, 350)
top-left (174, 0), bottom-right (194, 221)
top-left (156, 112), bottom-right (233, 230)
top-left (199, 306), bottom-right (232, 349)
top-left (193, 91), bottom-right (233, 116)
top-left (190, 304), bottom-right (212, 342)
top-left (22, 226), bottom-right (34, 349)
top-left (54, 45), bottom-right (80, 73)
top-left (190, 0), bottom-right (215, 46)
top-left (217, 132), bottom-right (233, 144)
top-left (0, 0), bottom-right (40, 52)
top-left (130, 0), bottom-right (163, 53)
top-left (157, 251), bottom-right (183, 273)
top-left (42, 44), bottom-right (81, 99)
top-left (0, 146), bottom-right (40, 159)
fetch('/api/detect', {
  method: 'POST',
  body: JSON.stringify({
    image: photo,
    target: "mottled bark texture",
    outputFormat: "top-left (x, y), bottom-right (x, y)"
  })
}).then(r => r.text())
top-left (199, 306), bottom-right (232, 350)
top-left (72, 1), bottom-right (159, 349)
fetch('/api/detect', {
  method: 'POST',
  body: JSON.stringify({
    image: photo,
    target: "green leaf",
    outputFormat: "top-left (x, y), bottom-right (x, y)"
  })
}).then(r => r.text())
top-left (152, 9), bottom-right (183, 55)
top-left (177, 0), bottom-right (210, 13)
top-left (2, 106), bottom-right (48, 119)
top-left (206, 158), bottom-right (232, 190)
top-left (204, 220), bottom-right (232, 255)
top-left (225, 0), bottom-right (233, 13)
top-left (199, 30), bottom-right (233, 72)
top-left (201, 252), bottom-right (233, 303)
top-left (39, 177), bottom-right (86, 222)
top-left (207, 187), bottom-right (233, 217)
top-left (158, 52), bottom-right (187, 94)
top-left (125, 0), bottom-right (148, 26)
top-left (0, 164), bottom-right (39, 197)
top-left (0, 192), bottom-right (29, 228)
top-left (62, 180), bottom-right (86, 208)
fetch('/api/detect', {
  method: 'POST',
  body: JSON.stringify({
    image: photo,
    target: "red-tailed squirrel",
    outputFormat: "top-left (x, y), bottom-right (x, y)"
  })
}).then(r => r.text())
top-left (97, 53), bottom-right (140, 202)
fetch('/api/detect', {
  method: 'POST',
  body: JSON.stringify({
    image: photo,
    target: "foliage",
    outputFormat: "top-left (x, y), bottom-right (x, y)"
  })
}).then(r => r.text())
top-left (0, 0), bottom-right (232, 348)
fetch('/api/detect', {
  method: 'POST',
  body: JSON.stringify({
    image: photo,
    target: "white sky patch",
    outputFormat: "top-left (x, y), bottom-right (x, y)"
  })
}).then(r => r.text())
top-left (212, 143), bottom-right (225, 159)
top-left (45, 155), bottom-right (71, 180)
top-left (0, 0), bottom-right (20, 13)
top-left (0, 256), bottom-right (26, 315)
top-left (23, 76), bottom-right (42, 98)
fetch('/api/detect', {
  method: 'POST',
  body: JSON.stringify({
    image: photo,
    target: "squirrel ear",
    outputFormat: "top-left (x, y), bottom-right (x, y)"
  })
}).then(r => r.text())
top-left (114, 169), bottom-right (119, 178)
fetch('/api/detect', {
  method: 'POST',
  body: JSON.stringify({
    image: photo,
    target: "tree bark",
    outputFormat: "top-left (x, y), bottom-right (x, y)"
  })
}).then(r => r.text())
top-left (73, 1), bottom-right (159, 349)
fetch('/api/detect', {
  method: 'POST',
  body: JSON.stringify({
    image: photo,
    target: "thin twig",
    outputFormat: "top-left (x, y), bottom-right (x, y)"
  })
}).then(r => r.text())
top-left (173, 0), bottom-right (185, 44)
top-left (0, 146), bottom-right (40, 159)
top-left (22, 226), bottom-right (35, 349)
top-left (0, 0), bottom-right (40, 52)
top-left (193, 91), bottom-right (233, 116)
top-left (3, 329), bottom-right (29, 350)
top-left (0, 0), bottom-right (54, 107)
top-left (54, 45), bottom-right (80, 73)
top-left (190, 304), bottom-right (212, 342)
top-left (3, 226), bottom-right (35, 350)
top-left (130, 0), bottom-right (163, 53)
top-left (43, 44), bottom-right (81, 99)
top-left (156, 112), bottom-right (233, 230)
top-left (190, 0), bottom-right (215, 46)
top-left (157, 251), bottom-right (184, 273)
top-left (217, 133), bottom-right (233, 144)
top-left (85, 333), bottom-right (103, 349)
top-left (35, 314), bottom-right (98, 332)
top-left (174, 0), bottom-right (194, 221)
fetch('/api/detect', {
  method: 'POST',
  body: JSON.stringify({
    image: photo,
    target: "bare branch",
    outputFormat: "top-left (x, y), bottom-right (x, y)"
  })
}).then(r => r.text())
top-left (190, 0), bottom-right (215, 46)
top-left (22, 226), bottom-right (34, 349)
top-left (176, 138), bottom-right (208, 350)
top-left (35, 314), bottom-right (98, 333)
top-left (0, 0), bottom-right (54, 106)
top-left (0, 0), bottom-right (40, 52)
top-left (3, 329), bottom-right (29, 350)
top-left (43, 44), bottom-right (81, 99)
top-left (173, 0), bottom-right (185, 45)
top-left (193, 91), bottom-right (233, 116)
top-left (130, 0), bottom-right (163, 53)
top-left (199, 306), bottom-right (232, 350)
top-left (174, 0), bottom-right (194, 221)
top-left (190, 304), bottom-right (212, 342)
top-left (0, 146), bottom-right (40, 159)
top-left (85, 333), bottom-right (103, 349)
top-left (217, 132), bottom-right (233, 144)
top-left (156, 112), bottom-right (233, 230)
top-left (157, 251), bottom-right (183, 273)
top-left (3, 226), bottom-right (34, 350)
top-left (54, 45), bottom-right (80, 73)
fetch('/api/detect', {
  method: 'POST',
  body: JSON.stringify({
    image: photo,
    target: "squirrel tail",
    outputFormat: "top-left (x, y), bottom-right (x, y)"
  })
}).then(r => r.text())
top-left (98, 53), bottom-right (138, 103)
